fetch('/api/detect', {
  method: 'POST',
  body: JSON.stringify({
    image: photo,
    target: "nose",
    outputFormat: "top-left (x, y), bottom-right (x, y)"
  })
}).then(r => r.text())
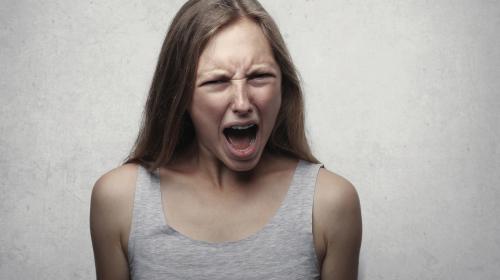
top-left (231, 80), bottom-right (252, 115)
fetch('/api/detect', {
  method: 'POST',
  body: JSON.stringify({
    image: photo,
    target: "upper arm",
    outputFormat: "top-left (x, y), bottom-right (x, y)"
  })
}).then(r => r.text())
top-left (315, 168), bottom-right (362, 280)
top-left (90, 164), bottom-right (137, 280)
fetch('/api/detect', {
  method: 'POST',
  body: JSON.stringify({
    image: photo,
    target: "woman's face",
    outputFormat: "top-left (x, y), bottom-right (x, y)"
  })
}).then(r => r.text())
top-left (189, 18), bottom-right (282, 172)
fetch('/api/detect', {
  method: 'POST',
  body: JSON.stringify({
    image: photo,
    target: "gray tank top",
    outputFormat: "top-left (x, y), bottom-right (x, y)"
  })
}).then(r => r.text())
top-left (127, 159), bottom-right (323, 279)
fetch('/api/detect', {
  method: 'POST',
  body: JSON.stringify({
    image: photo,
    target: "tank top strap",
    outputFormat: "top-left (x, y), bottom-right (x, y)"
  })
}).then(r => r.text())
top-left (277, 160), bottom-right (324, 233)
top-left (128, 165), bottom-right (164, 260)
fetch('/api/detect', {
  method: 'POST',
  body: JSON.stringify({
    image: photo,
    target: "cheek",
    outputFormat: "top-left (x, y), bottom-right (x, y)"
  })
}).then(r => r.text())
top-left (189, 93), bottom-right (226, 133)
top-left (253, 84), bottom-right (282, 118)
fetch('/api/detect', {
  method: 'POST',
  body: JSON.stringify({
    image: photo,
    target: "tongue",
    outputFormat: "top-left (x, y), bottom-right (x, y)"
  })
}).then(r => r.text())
top-left (227, 134), bottom-right (252, 150)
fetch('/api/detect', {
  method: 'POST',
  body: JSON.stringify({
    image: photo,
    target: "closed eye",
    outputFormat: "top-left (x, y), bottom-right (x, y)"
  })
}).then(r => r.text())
top-left (248, 73), bottom-right (276, 86)
top-left (249, 73), bottom-right (275, 80)
top-left (201, 79), bottom-right (228, 86)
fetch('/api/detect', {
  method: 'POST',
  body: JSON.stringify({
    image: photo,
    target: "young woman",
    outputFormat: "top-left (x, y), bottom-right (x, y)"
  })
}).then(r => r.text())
top-left (90, 0), bottom-right (362, 279)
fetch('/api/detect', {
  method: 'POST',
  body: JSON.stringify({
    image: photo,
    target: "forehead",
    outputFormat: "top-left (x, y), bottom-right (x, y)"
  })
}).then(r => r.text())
top-left (197, 18), bottom-right (278, 75)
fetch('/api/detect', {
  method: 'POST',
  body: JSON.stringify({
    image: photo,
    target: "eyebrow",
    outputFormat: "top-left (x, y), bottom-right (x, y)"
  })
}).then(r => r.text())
top-left (197, 69), bottom-right (229, 80)
top-left (197, 63), bottom-right (279, 80)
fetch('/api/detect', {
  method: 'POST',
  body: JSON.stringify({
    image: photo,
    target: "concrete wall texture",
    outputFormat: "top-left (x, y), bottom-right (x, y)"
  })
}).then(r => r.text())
top-left (1, 0), bottom-right (499, 279)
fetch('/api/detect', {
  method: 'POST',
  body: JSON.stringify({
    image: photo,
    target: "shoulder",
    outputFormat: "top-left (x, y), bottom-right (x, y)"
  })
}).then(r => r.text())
top-left (315, 168), bottom-right (361, 219)
top-left (314, 167), bottom-right (362, 247)
top-left (91, 163), bottom-right (139, 209)
top-left (90, 163), bottom-right (140, 247)
top-left (90, 163), bottom-right (139, 278)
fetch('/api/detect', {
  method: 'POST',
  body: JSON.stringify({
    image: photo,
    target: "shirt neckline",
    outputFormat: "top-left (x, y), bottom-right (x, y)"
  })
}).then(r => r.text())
top-left (154, 159), bottom-right (305, 248)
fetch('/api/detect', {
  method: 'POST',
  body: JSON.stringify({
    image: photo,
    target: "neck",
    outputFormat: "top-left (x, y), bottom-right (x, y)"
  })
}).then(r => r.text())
top-left (178, 143), bottom-right (266, 192)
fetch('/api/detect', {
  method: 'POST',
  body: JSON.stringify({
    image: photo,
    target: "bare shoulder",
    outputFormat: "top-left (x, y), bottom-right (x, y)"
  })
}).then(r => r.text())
top-left (90, 163), bottom-right (140, 279)
top-left (90, 163), bottom-right (139, 249)
top-left (92, 163), bottom-right (139, 201)
top-left (314, 167), bottom-right (362, 279)
top-left (315, 168), bottom-right (361, 220)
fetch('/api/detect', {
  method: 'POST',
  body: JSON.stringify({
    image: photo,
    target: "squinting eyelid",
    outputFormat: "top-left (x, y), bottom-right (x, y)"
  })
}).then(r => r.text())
top-left (197, 69), bottom-right (278, 85)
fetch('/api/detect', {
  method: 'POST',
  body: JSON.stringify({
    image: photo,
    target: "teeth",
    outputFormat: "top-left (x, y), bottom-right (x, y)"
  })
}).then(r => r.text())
top-left (230, 124), bottom-right (255, 130)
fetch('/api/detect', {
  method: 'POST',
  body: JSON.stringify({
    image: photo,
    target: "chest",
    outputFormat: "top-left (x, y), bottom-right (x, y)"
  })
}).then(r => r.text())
top-left (153, 164), bottom-right (327, 265)
top-left (160, 177), bottom-right (288, 243)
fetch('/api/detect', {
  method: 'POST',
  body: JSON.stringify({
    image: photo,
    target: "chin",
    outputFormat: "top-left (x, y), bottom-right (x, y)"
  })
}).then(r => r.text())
top-left (222, 152), bottom-right (262, 172)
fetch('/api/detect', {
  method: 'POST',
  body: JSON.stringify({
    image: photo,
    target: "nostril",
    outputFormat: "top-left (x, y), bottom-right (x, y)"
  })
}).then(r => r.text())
top-left (232, 99), bottom-right (253, 114)
top-left (232, 107), bottom-right (253, 115)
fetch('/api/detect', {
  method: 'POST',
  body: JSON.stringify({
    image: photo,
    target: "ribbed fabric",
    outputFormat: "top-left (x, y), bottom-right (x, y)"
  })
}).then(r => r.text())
top-left (127, 159), bottom-right (323, 280)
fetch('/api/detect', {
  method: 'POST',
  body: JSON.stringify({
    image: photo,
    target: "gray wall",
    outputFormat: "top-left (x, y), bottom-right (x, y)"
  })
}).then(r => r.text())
top-left (1, 0), bottom-right (499, 279)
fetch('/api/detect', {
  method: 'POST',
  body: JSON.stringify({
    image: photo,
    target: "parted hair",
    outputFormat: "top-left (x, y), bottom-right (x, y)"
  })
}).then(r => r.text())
top-left (123, 0), bottom-right (318, 172)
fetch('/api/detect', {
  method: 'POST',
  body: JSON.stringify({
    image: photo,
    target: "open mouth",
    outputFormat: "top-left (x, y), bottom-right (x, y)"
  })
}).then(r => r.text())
top-left (223, 124), bottom-right (258, 151)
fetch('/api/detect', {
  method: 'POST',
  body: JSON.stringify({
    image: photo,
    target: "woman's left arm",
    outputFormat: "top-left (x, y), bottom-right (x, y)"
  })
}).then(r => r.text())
top-left (315, 168), bottom-right (363, 280)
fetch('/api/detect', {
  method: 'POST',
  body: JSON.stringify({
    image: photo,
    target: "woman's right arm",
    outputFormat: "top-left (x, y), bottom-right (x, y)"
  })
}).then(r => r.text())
top-left (90, 165), bottom-right (137, 280)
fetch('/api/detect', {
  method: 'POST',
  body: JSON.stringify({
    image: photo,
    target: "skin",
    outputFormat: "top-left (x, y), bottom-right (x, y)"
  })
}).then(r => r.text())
top-left (90, 18), bottom-right (362, 280)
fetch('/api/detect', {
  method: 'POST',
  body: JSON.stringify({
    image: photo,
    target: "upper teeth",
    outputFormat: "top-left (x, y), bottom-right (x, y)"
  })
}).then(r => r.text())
top-left (231, 124), bottom-right (255, 130)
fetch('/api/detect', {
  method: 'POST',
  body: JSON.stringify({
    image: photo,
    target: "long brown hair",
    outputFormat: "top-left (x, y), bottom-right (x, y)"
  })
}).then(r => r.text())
top-left (123, 0), bottom-right (318, 172)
